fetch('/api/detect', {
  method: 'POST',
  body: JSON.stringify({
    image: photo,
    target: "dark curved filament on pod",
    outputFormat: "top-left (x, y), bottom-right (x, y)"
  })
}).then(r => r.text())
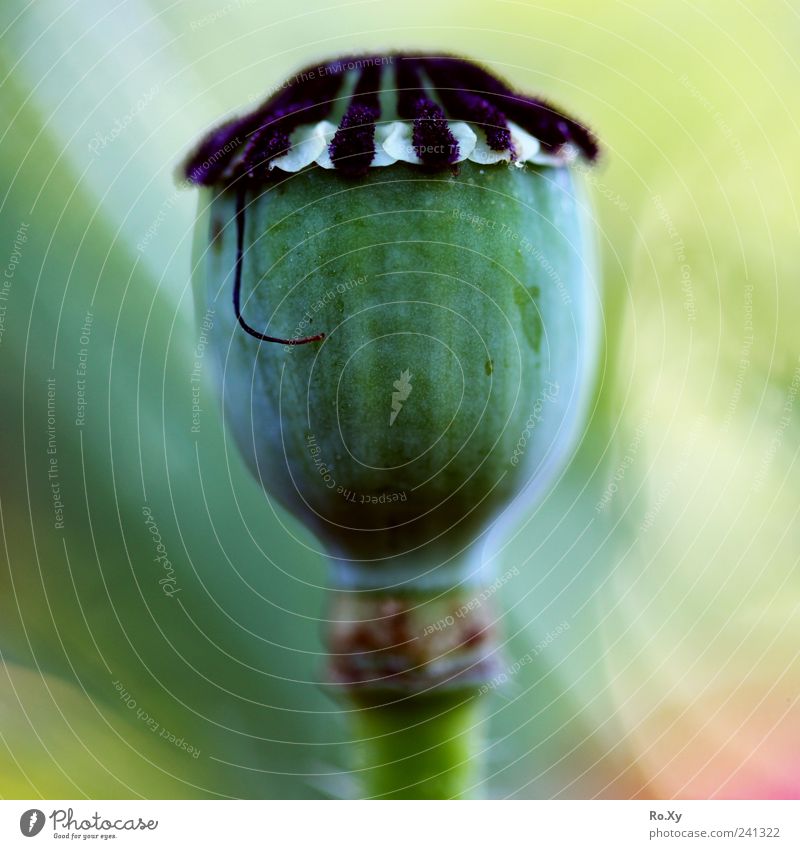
top-left (232, 190), bottom-right (325, 346)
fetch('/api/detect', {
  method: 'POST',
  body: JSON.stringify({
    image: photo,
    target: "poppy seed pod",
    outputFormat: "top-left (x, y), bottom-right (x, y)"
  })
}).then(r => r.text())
top-left (185, 52), bottom-right (600, 798)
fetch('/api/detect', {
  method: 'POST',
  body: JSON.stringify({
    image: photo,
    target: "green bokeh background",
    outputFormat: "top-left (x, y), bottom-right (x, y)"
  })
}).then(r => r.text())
top-left (0, 0), bottom-right (797, 799)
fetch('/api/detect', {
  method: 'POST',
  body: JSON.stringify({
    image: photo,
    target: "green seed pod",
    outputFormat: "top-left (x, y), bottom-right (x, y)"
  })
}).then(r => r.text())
top-left (194, 163), bottom-right (595, 574)
top-left (185, 52), bottom-right (600, 798)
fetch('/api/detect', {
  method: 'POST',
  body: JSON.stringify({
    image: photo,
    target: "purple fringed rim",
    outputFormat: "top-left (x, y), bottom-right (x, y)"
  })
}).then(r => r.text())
top-left (183, 52), bottom-right (599, 186)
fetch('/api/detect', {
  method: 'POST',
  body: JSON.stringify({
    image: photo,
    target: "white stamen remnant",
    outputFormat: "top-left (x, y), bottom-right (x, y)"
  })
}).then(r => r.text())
top-left (266, 118), bottom-right (564, 172)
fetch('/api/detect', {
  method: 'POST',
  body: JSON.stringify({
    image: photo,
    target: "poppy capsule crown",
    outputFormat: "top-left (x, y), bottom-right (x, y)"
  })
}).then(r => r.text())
top-left (183, 53), bottom-right (599, 185)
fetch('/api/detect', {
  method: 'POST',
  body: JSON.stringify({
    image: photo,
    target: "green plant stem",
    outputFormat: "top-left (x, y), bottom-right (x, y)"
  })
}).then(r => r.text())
top-left (348, 691), bottom-right (486, 799)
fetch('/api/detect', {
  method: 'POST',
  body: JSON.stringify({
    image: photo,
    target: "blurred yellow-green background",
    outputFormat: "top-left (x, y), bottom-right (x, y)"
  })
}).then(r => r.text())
top-left (0, 0), bottom-right (798, 798)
